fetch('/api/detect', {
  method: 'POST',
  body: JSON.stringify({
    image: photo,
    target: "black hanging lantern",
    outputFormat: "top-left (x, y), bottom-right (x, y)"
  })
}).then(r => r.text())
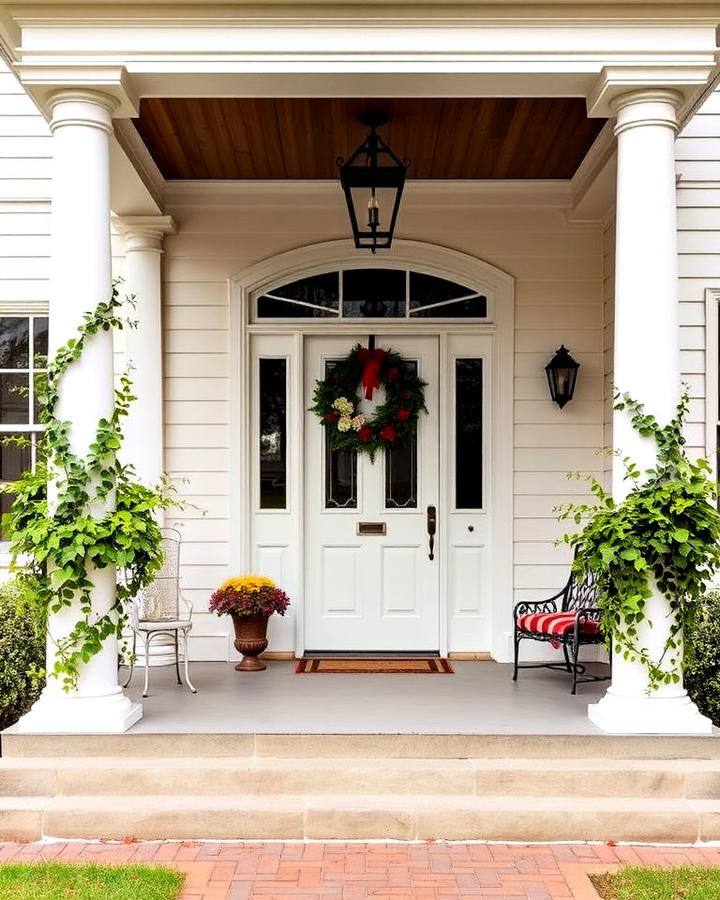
top-left (337, 111), bottom-right (410, 253)
top-left (545, 345), bottom-right (580, 409)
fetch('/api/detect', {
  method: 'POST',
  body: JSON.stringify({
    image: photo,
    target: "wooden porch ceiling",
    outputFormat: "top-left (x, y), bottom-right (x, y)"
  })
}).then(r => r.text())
top-left (134, 97), bottom-right (606, 180)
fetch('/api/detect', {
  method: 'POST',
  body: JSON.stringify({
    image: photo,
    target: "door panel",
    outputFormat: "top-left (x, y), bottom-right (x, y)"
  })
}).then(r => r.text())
top-left (304, 334), bottom-right (440, 651)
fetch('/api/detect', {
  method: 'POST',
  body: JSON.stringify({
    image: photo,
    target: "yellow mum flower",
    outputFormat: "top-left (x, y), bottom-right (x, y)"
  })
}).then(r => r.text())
top-left (218, 575), bottom-right (276, 594)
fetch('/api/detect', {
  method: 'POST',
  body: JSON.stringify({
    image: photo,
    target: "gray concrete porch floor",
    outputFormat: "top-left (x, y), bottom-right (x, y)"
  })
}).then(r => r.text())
top-left (120, 660), bottom-right (611, 735)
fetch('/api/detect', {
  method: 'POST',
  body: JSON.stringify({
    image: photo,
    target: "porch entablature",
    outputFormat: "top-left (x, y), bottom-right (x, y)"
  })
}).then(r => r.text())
top-left (1, 2), bottom-right (718, 122)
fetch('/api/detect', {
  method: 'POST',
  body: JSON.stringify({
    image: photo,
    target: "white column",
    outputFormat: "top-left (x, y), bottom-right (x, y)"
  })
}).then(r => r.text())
top-left (114, 215), bottom-right (176, 667)
top-left (588, 89), bottom-right (711, 734)
top-left (18, 90), bottom-right (142, 733)
top-left (114, 216), bottom-right (174, 486)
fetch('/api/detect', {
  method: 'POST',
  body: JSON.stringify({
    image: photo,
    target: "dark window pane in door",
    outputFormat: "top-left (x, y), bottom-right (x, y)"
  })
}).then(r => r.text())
top-left (325, 441), bottom-right (357, 509)
top-left (410, 272), bottom-right (475, 308)
top-left (324, 359), bottom-right (357, 508)
top-left (342, 268), bottom-right (406, 317)
top-left (0, 318), bottom-right (29, 368)
top-left (456, 359), bottom-right (483, 509)
top-left (385, 359), bottom-right (417, 508)
top-left (411, 295), bottom-right (487, 318)
top-left (259, 359), bottom-right (287, 509)
top-left (271, 272), bottom-right (339, 308)
top-left (0, 373), bottom-right (28, 424)
top-left (257, 295), bottom-right (337, 318)
top-left (0, 434), bottom-right (31, 539)
top-left (385, 434), bottom-right (417, 508)
top-left (33, 317), bottom-right (48, 368)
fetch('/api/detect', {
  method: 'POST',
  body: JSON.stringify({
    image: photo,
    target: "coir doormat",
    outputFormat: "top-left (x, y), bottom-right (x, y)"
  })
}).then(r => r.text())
top-left (295, 658), bottom-right (454, 674)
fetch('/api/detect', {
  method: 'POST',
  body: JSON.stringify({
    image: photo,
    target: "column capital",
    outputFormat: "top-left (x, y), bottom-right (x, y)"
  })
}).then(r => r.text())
top-left (611, 89), bottom-right (683, 137)
top-left (113, 215), bottom-right (177, 253)
top-left (14, 64), bottom-right (138, 118)
top-left (48, 90), bottom-right (120, 136)
top-left (587, 65), bottom-right (712, 118)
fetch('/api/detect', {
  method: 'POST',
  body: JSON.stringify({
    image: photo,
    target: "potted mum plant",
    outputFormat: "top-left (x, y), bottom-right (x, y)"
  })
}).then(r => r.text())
top-left (209, 576), bottom-right (290, 671)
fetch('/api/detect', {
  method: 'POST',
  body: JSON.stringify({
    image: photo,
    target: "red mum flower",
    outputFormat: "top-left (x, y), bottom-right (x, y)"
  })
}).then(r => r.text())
top-left (387, 367), bottom-right (400, 381)
top-left (357, 427), bottom-right (373, 443)
top-left (325, 412), bottom-right (338, 424)
top-left (401, 390), bottom-right (412, 399)
top-left (380, 425), bottom-right (398, 442)
top-left (396, 408), bottom-right (411, 423)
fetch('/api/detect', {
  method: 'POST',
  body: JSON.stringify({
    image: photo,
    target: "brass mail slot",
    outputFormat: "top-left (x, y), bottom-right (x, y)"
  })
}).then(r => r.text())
top-left (357, 521), bottom-right (387, 536)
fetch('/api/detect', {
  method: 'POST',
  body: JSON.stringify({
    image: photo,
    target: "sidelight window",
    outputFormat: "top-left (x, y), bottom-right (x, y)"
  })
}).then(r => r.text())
top-left (259, 358), bottom-right (287, 509)
top-left (455, 358), bottom-right (483, 510)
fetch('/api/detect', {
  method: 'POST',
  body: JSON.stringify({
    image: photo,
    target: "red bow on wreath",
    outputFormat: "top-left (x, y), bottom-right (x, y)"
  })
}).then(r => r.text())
top-left (357, 347), bottom-right (386, 400)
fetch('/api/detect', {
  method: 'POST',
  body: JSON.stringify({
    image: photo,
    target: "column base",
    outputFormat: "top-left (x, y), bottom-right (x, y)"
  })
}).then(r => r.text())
top-left (16, 688), bottom-right (142, 734)
top-left (588, 690), bottom-right (713, 735)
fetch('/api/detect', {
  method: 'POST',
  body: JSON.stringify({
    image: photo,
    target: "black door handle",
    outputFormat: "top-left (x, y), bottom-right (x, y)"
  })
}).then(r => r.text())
top-left (427, 505), bottom-right (437, 560)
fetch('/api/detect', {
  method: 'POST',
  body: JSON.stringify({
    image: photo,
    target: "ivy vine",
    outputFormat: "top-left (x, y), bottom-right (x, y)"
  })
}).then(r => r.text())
top-left (558, 391), bottom-right (720, 692)
top-left (2, 287), bottom-right (179, 691)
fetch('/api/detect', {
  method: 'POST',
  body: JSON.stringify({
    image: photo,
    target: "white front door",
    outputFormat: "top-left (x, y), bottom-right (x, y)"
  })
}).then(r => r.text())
top-left (304, 334), bottom-right (440, 651)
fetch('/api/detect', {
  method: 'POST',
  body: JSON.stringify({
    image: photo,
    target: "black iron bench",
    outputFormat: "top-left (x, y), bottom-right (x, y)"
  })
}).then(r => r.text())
top-left (512, 563), bottom-right (611, 694)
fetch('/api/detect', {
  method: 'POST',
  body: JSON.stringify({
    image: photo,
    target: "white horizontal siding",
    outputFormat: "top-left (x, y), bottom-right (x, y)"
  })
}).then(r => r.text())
top-left (677, 83), bottom-right (720, 462)
top-left (0, 59), bottom-right (51, 323)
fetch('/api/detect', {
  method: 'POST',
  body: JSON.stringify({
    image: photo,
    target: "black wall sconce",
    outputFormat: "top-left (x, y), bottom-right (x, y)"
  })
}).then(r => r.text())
top-left (545, 345), bottom-right (579, 409)
top-left (337, 111), bottom-right (410, 253)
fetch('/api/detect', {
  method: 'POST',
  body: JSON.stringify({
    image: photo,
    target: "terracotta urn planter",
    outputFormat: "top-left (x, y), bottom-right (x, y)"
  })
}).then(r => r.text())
top-left (231, 612), bottom-right (270, 671)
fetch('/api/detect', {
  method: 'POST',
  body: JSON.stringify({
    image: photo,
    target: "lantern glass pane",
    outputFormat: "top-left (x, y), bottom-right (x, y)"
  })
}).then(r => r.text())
top-left (348, 186), bottom-right (400, 242)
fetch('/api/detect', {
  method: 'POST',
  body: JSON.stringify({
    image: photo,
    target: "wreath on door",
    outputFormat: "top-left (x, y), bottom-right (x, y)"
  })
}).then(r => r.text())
top-left (311, 344), bottom-right (427, 462)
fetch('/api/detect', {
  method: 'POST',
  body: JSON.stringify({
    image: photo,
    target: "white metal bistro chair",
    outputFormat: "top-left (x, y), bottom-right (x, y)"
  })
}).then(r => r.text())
top-left (122, 527), bottom-right (197, 698)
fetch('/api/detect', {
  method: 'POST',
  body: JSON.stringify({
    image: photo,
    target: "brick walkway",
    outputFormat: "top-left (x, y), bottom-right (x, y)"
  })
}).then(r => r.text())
top-left (2, 840), bottom-right (720, 899)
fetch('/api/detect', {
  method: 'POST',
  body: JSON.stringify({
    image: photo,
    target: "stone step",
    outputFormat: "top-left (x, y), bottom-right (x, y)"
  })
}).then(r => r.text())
top-left (2, 793), bottom-right (719, 843)
top-left (1, 756), bottom-right (719, 800)
top-left (4, 731), bottom-right (720, 760)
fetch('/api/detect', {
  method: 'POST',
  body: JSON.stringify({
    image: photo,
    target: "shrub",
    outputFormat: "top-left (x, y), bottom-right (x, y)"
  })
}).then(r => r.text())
top-left (684, 590), bottom-right (720, 727)
top-left (0, 580), bottom-right (45, 730)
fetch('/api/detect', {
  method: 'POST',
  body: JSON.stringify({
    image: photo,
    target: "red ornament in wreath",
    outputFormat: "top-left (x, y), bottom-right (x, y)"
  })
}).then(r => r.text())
top-left (311, 343), bottom-right (428, 461)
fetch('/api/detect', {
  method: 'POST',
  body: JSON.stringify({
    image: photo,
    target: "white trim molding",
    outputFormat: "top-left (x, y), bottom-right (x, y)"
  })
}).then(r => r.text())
top-left (164, 180), bottom-right (574, 210)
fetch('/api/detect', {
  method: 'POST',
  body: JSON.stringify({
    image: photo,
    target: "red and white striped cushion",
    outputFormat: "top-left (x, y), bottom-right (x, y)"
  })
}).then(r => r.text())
top-left (517, 611), bottom-right (600, 637)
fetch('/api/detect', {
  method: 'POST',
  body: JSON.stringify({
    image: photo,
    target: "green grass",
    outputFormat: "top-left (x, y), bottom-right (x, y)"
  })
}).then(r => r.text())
top-left (591, 865), bottom-right (720, 900)
top-left (0, 861), bottom-right (184, 900)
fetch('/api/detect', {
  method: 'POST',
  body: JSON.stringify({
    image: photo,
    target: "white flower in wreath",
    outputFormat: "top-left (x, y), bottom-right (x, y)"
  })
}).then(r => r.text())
top-left (332, 397), bottom-right (354, 416)
top-left (337, 416), bottom-right (353, 432)
top-left (351, 414), bottom-right (366, 432)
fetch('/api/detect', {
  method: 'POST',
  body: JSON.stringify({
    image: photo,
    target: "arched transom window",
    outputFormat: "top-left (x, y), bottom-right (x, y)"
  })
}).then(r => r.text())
top-left (254, 269), bottom-right (488, 320)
